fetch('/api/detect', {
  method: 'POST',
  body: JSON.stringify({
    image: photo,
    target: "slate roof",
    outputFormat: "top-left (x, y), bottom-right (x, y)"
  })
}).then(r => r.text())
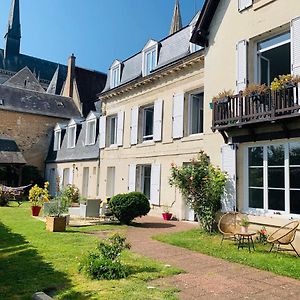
top-left (0, 84), bottom-right (81, 119)
top-left (0, 136), bottom-right (26, 164)
top-left (46, 117), bottom-right (99, 163)
top-left (102, 12), bottom-right (201, 93)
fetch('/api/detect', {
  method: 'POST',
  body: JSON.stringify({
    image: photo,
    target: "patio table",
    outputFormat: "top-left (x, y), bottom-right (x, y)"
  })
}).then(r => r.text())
top-left (236, 231), bottom-right (256, 252)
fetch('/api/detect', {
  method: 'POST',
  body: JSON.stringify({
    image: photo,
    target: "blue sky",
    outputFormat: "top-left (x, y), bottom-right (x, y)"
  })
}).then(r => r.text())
top-left (0, 0), bottom-right (204, 72)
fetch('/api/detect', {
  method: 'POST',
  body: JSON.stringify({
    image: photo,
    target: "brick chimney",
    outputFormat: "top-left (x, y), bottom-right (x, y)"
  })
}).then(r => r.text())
top-left (65, 53), bottom-right (76, 98)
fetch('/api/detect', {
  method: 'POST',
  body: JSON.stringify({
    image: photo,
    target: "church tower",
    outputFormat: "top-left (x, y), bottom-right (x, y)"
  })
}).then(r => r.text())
top-left (4, 0), bottom-right (21, 58)
top-left (169, 0), bottom-right (182, 35)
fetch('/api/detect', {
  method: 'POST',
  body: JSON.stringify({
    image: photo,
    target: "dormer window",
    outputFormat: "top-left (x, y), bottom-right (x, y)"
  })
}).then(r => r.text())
top-left (190, 24), bottom-right (202, 53)
top-left (110, 60), bottom-right (121, 88)
top-left (53, 129), bottom-right (61, 151)
top-left (67, 125), bottom-right (76, 148)
top-left (142, 40), bottom-right (158, 76)
top-left (86, 119), bottom-right (97, 145)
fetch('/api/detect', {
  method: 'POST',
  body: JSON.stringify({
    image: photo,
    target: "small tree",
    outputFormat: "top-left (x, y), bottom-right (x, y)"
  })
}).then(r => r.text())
top-left (169, 151), bottom-right (227, 233)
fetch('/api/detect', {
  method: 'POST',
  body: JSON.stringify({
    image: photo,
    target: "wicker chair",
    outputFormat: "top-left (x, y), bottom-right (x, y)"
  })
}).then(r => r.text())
top-left (267, 221), bottom-right (299, 257)
top-left (218, 212), bottom-right (243, 245)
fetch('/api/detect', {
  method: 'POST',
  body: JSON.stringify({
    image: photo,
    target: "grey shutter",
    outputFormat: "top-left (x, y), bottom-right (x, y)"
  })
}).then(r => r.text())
top-left (236, 40), bottom-right (248, 93)
top-left (130, 106), bottom-right (139, 145)
top-left (221, 144), bottom-right (237, 212)
top-left (128, 164), bottom-right (136, 192)
top-left (99, 116), bottom-right (106, 149)
top-left (117, 111), bottom-right (124, 146)
top-left (153, 99), bottom-right (163, 142)
top-left (172, 93), bottom-right (184, 139)
top-left (238, 0), bottom-right (253, 12)
top-left (150, 163), bottom-right (161, 205)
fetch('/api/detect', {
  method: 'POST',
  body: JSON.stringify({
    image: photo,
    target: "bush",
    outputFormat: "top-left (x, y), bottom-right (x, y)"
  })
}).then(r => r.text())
top-left (79, 234), bottom-right (131, 280)
top-left (109, 192), bottom-right (150, 225)
top-left (0, 186), bottom-right (10, 206)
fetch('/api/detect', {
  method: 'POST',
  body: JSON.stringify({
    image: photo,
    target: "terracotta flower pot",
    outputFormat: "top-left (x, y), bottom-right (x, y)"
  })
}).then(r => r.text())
top-left (241, 226), bottom-right (248, 233)
top-left (31, 206), bottom-right (42, 216)
top-left (46, 216), bottom-right (66, 232)
top-left (162, 212), bottom-right (172, 221)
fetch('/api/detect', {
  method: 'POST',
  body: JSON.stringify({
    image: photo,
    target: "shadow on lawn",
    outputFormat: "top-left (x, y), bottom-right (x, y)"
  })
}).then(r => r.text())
top-left (131, 222), bottom-right (176, 229)
top-left (0, 222), bottom-right (87, 300)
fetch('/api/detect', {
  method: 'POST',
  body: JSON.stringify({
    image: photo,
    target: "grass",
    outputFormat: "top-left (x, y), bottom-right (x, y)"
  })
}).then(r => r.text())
top-left (154, 228), bottom-right (300, 280)
top-left (0, 202), bottom-right (181, 300)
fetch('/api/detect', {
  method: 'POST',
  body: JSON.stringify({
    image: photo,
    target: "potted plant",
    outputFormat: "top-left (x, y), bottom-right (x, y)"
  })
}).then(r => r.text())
top-left (211, 89), bottom-right (234, 108)
top-left (45, 197), bottom-right (68, 232)
top-left (240, 217), bottom-right (250, 233)
top-left (162, 200), bottom-right (175, 221)
top-left (271, 74), bottom-right (300, 91)
top-left (243, 83), bottom-right (268, 100)
top-left (28, 182), bottom-right (50, 216)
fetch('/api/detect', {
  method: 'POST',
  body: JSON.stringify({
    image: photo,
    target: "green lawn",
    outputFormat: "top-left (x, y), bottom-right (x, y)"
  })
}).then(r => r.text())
top-left (0, 203), bottom-right (181, 300)
top-left (154, 228), bottom-right (300, 280)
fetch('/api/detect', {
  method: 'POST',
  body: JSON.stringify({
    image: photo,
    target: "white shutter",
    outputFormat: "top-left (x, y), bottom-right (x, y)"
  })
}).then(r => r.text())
top-left (150, 163), bottom-right (161, 205)
top-left (291, 17), bottom-right (300, 76)
top-left (117, 111), bottom-right (124, 146)
top-left (130, 106), bottom-right (139, 145)
top-left (99, 116), bottom-right (106, 149)
top-left (238, 0), bottom-right (252, 12)
top-left (236, 40), bottom-right (248, 93)
top-left (69, 168), bottom-right (73, 185)
top-left (172, 93), bottom-right (184, 139)
top-left (153, 99), bottom-right (163, 142)
top-left (128, 164), bottom-right (136, 192)
top-left (221, 144), bottom-right (237, 212)
top-left (56, 168), bottom-right (63, 192)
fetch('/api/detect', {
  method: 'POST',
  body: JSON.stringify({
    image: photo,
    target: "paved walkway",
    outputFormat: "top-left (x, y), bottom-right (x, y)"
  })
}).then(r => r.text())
top-left (125, 216), bottom-right (300, 300)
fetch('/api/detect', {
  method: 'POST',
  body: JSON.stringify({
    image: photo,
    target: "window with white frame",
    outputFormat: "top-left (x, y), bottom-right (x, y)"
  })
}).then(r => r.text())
top-left (53, 130), bottom-right (61, 151)
top-left (136, 165), bottom-right (151, 200)
top-left (86, 119), bottom-right (96, 145)
top-left (144, 48), bottom-right (157, 76)
top-left (107, 115), bottom-right (117, 146)
top-left (187, 92), bottom-right (204, 135)
top-left (140, 105), bottom-right (154, 141)
top-left (111, 66), bottom-right (120, 88)
top-left (190, 24), bottom-right (202, 53)
top-left (247, 142), bottom-right (300, 215)
top-left (257, 31), bottom-right (290, 85)
top-left (67, 125), bottom-right (76, 148)
top-left (62, 168), bottom-right (70, 187)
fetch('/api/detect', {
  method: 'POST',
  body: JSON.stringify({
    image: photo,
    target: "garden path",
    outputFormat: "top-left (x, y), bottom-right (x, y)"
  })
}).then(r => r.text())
top-left (125, 216), bottom-right (300, 300)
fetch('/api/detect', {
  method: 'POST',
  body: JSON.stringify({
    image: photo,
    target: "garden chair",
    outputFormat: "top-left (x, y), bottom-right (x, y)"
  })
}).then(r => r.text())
top-left (267, 221), bottom-right (299, 257)
top-left (218, 212), bottom-right (242, 245)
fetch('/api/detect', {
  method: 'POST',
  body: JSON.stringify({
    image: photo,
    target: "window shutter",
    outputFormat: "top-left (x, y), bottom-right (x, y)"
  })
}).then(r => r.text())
top-left (99, 116), bottom-right (106, 149)
top-left (56, 168), bottom-right (63, 191)
top-left (238, 0), bottom-right (252, 12)
top-left (117, 111), bottom-right (124, 146)
top-left (172, 93), bottom-right (184, 139)
top-left (153, 99), bottom-right (163, 142)
top-left (69, 168), bottom-right (73, 185)
top-left (150, 163), bottom-right (160, 205)
top-left (236, 40), bottom-right (248, 93)
top-left (128, 164), bottom-right (136, 192)
top-left (130, 106), bottom-right (139, 145)
top-left (291, 17), bottom-right (300, 76)
top-left (221, 144), bottom-right (237, 212)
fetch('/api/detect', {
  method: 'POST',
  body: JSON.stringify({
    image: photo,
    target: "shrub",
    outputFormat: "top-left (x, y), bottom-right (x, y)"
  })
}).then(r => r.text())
top-left (79, 234), bottom-right (131, 280)
top-left (0, 186), bottom-right (10, 206)
top-left (61, 184), bottom-right (80, 204)
top-left (109, 192), bottom-right (150, 225)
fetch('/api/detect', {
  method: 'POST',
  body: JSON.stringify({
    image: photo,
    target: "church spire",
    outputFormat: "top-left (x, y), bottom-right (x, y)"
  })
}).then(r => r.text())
top-left (5, 0), bottom-right (21, 58)
top-left (169, 0), bottom-right (182, 35)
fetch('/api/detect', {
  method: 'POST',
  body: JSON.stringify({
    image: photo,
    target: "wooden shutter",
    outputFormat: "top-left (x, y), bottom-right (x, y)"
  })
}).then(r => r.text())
top-left (291, 17), bottom-right (300, 76)
top-left (99, 116), bottom-right (106, 149)
top-left (117, 111), bottom-right (124, 146)
top-left (236, 40), bottom-right (248, 93)
top-left (153, 99), bottom-right (163, 142)
top-left (221, 144), bottom-right (237, 212)
top-left (238, 0), bottom-right (252, 12)
top-left (150, 163), bottom-right (161, 205)
top-left (128, 164), bottom-right (136, 192)
top-left (172, 93), bottom-right (184, 139)
top-left (130, 107), bottom-right (139, 145)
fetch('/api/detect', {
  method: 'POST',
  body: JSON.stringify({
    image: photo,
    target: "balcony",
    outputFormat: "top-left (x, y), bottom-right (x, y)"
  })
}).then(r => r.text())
top-left (212, 85), bottom-right (300, 131)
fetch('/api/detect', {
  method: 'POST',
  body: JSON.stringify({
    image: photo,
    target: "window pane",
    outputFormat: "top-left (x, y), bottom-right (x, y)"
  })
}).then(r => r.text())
top-left (190, 94), bottom-right (203, 134)
top-left (268, 145), bottom-right (284, 166)
top-left (143, 165), bottom-right (151, 200)
top-left (268, 167), bottom-right (284, 188)
top-left (268, 189), bottom-right (285, 211)
top-left (110, 117), bottom-right (116, 144)
top-left (249, 188), bottom-right (263, 209)
top-left (290, 167), bottom-right (300, 189)
top-left (146, 52), bottom-right (152, 74)
top-left (151, 50), bottom-right (156, 70)
top-left (249, 168), bottom-right (263, 187)
top-left (289, 142), bottom-right (300, 165)
top-left (143, 106), bottom-right (154, 140)
top-left (290, 190), bottom-right (300, 214)
top-left (258, 32), bottom-right (290, 51)
top-left (248, 147), bottom-right (263, 166)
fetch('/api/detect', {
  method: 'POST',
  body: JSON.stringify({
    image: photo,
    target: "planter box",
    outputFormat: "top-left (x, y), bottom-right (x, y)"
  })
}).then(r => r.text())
top-left (46, 216), bottom-right (66, 232)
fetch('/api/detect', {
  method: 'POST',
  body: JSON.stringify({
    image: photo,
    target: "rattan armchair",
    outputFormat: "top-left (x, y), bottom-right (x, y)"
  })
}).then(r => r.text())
top-left (267, 221), bottom-right (299, 257)
top-left (218, 212), bottom-right (243, 245)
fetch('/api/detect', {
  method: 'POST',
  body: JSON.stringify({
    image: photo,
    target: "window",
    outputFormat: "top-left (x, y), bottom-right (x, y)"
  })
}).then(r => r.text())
top-left (190, 24), bottom-right (202, 53)
top-left (257, 32), bottom-right (290, 85)
top-left (111, 66), bottom-right (120, 88)
top-left (106, 167), bottom-right (116, 198)
top-left (187, 92), bottom-right (204, 135)
top-left (53, 130), bottom-right (61, 151)
top-left (62, 168), bottom-right (70, 187)
top-left (67, 125), bottom-right (76, 148)
top-left (86, 119), bottom-right (96, 145)
top-left (142, 40), bottom-right (158, 77)
top-left (247, 142), bottom-right (300, 215)
top-left (136, 165), bottom-right (151, 200)
top-left (107, 115), bottom-right (117, 146)
top-left (140, 105), bottom-right (154, 141)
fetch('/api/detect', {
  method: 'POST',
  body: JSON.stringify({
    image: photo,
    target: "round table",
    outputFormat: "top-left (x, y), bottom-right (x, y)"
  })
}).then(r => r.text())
top-left (235, 231), bottom-right (256, 252)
